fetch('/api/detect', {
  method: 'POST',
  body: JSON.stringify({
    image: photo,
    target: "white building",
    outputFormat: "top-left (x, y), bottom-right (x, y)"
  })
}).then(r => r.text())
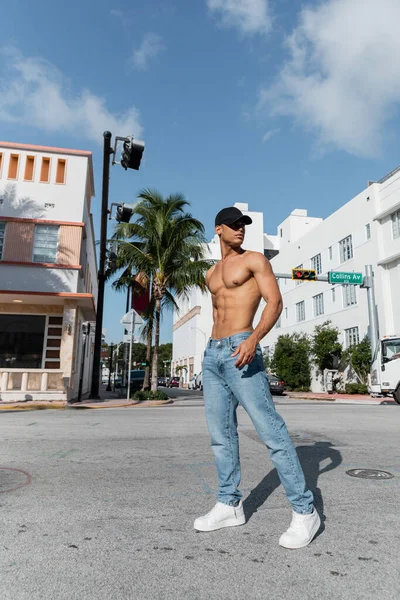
top-left (0, 141), bottom-right (98, 401)
top-left (172, 167), bottom-right (400, 391)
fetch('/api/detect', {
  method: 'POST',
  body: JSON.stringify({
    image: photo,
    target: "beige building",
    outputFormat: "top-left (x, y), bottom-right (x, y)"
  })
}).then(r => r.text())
top-left (0, 141), bottom-right (98, 401)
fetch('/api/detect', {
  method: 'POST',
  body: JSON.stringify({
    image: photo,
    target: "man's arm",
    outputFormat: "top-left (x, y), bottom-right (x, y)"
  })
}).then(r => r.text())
top-left (232, 252), bottom-right (282, 368)
top-left (205, 265), bottom-right (218, 327)
top-left (250, 252), bottom-right (282, 343)
top-left (205, 264), bottom-right (216, 290)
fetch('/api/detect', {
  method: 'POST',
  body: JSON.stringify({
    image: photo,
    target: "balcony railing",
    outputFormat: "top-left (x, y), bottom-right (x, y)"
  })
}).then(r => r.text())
top-left (0, 368), bottom-right (65, 398)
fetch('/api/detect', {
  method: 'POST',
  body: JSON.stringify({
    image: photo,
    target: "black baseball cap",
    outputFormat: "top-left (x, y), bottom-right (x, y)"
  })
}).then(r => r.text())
top-left (215, 206), bottom-right (252, 227)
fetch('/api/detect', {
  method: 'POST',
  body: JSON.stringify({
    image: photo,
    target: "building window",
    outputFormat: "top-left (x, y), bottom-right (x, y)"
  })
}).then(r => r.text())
top-left (332, 287), bottom-right (336, 303)
top-left (40, 157), bottom-right (51, 183)
top-left (345, 327), bottom-right (359, 348)
top-left (365, 223), bottom-right (371, 240)
top-left (280, 228), bottom-right (283, 238)
top-left (56, 159), bottom-right (66, 184)
top-left (313, 293), bottom-right (324, 316)
top-left (33, 225), bottom-right (59, 263)
top-left (275, 316), bottom-right (281, 329)
top-left (8, 154), bottom-right (19, 179)
top-left (343, 284), bottom-right (357, 307)
top-left (311, 253), bottom-right (322, 275)
top-left (24, 156), bottom-right (35, 181)
top-left (392, 209), bottom-right (400, 239)
top-left (0, 315), bottom-right (46, 368)
top-left (339, 235), bottom-right (353, 263)
top-left (285, 307), bottom-right (288, 319)
top-left (296, 301), bottom-right (305, 322)
top-left (329, 246), bottom-right (332, 260)
top-left (0, 222), bottom-right (5, 259)
top-left (0, 153), bottom-right (3, 177)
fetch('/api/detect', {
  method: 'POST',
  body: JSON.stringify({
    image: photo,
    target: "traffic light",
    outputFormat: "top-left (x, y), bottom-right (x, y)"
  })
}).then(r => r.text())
top-left (120, 138), bottom-right (145, 171)
top-left (292, 268), bottom-right (317, 281)
top-left (115, 203), bottom-right (135, 223)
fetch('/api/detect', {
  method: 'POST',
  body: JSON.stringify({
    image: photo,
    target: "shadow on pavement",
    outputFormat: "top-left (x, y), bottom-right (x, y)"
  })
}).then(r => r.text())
top-left (243, 441), bottom-right (342, 528)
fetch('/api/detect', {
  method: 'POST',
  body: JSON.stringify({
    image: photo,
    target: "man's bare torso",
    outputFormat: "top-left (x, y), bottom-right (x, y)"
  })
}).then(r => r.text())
top-left (206, 251), bottom-right (262, 339)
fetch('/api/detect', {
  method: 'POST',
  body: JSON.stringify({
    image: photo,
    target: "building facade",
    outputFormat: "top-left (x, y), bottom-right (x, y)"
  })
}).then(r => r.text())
top-left (172, 168), bottom-right (400, 391)
top-left (0, 141), bottom-right (98, 401)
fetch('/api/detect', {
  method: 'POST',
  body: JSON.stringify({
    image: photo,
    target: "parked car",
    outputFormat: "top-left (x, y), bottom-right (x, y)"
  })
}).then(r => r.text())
top-left (267, 374), bottom-right (285, 395)
top-left (195, 372), bottom-right (203, 391)
top-left (188, 376), bottom-right (197, 390)
top-left (158, 376), bottom-right (166, 386)
top-left (168, 376), bottom-right (180, 388)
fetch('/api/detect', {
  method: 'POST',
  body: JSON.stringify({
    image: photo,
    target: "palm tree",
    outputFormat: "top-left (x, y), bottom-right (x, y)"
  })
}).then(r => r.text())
top-left (110, 268), bottom-right (153, 390)
top-left (113, 189), bottom-right (212, 391)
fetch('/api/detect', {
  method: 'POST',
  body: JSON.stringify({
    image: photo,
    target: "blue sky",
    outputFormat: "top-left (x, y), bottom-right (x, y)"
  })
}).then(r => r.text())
top-left (1, 0), bottom-right (400, 343)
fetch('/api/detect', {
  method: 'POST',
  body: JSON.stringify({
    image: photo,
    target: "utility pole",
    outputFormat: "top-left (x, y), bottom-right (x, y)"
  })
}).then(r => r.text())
top-left (90, 131), bottom-right (112, 399)
top-left (362, 265), bottom-right (379, 359)
top-left (89, 132), bottom-right (145, 399)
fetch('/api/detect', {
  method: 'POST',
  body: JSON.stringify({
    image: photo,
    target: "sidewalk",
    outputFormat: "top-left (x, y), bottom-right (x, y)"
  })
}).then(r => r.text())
top-left (286, 391), bottom-right (397, 405)
top-left (0, 388), bottom-right (397, 410)
top-left (0, 386), bottom-right (172, 411)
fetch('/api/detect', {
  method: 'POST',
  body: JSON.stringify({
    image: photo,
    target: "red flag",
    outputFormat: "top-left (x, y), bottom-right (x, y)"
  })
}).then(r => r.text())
top-left (131, 283), bottom-right (150, 315)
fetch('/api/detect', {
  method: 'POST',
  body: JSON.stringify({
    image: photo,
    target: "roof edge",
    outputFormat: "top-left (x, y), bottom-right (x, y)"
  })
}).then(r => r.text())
top-left (0, 140), bottom-right (92, 158)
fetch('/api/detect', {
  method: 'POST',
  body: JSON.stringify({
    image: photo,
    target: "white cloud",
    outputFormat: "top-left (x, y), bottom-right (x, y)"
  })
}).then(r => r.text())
top-left (207, 0), bottom-right (272, 35)
top-left (132, 33), bottom-right (164, 70)
top-left (259, 0), bottom-right (400, 157)
top-left (110, 9), bottom-right (124, 18)
top-left (262, 128), bottom-right (279, 142)
top-left (0, 48), bottom-right (143, 144)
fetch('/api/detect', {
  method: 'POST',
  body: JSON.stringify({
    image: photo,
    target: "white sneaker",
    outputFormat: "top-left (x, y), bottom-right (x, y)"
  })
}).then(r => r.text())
top-left (194, 501), bottom-right (245, 532)
top-left (279, 508), bottom-right (321, 549)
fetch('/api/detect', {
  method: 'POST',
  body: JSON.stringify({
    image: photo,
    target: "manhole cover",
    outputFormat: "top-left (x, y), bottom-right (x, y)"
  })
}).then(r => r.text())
top-left (346, 469), bottom-right (394, 480)
top-left (0, 467), bottom-right (32, 493)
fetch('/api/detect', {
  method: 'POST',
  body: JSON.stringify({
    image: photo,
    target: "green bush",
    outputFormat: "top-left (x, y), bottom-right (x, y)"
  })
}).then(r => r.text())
top-left (345, 383), bottom-right (368, 395)
top-left (132, 390), bottom-right (169, 401)
top-left (271, 333), bottom-right (311, 391)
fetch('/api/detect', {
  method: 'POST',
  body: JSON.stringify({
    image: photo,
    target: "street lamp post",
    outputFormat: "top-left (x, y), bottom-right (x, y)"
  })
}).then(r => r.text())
top-left (163, 360), bottom-right (171, 380)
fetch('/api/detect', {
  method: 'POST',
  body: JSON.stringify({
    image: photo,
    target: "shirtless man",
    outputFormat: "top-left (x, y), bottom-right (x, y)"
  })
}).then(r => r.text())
top-left (193, 206), bottom-right (321, 549)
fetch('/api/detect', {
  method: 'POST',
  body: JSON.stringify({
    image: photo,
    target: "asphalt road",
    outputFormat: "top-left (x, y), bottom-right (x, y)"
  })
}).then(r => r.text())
top-left (0, 402), bottom-right (399, 600)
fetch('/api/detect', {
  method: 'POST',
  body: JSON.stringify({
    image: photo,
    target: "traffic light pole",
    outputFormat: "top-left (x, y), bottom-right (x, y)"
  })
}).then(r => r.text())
top-left (275, 267), bottom-right (377, 360)
top-left (274, 273), bottom-right (329, 282)
top-left (90, 131), bottom-right (113, 399)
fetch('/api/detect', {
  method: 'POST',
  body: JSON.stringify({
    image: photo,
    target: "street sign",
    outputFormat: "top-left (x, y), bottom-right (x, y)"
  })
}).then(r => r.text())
top-left (120, 309), bottom-right (144, 326)
top-left (329, 271), bottom-right (363, 285)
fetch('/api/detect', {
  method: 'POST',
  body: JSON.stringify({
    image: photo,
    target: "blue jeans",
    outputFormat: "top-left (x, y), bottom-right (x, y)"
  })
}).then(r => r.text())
top-left (202, 331), bottom-right (314, 514)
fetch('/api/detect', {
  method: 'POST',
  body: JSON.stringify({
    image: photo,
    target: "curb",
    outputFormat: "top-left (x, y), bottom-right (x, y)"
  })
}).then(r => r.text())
top-left (68, 399), bottom-right (173, 409)
top-left (0, 403), bottom-right (66, 411)
top-left (286, 395), bottom-right (335, 402)
top-left (0, 399), bottom-right (174, 411)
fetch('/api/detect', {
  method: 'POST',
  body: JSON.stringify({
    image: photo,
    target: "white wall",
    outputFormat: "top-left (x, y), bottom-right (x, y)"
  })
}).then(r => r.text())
top-left (1, 264), bottom-right (79, 294)
top-left (0, 148), bottom-right (89, 223)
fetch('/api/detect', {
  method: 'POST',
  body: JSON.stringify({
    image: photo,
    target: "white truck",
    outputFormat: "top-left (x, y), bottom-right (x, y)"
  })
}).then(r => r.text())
top-left (369, 336), bottom-right (400, 404)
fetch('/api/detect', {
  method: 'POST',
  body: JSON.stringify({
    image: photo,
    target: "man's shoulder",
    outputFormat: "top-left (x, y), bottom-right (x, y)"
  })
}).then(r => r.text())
top-left (244, 251), bottom-right (270, 268)
top-left (205, 263), bottom-right (217, 282)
